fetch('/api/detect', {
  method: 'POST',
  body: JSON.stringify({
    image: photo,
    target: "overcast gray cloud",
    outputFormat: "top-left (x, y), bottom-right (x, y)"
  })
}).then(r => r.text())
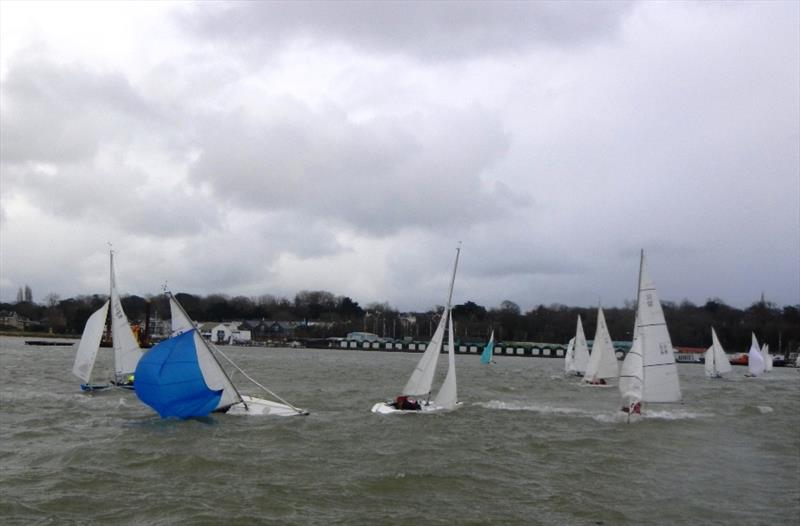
top-left (0, 0), bottom-right (797, 312)
top-left (179, 1), bottom-right (635, 59)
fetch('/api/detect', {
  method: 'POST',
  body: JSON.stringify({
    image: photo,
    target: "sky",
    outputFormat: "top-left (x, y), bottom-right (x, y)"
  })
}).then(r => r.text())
top-left (1, 0), bottom-right (798, 312)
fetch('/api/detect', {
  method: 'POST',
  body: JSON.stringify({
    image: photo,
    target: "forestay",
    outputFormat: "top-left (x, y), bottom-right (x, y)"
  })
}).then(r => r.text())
top-left (635, 252), bottom-right (681, 403)
top-left (72, 301), bottom-right (110, 383)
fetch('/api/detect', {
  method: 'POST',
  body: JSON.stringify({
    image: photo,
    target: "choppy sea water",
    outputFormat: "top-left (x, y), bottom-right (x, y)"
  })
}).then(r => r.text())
top-left (1, 335), bottom-right (798, 525)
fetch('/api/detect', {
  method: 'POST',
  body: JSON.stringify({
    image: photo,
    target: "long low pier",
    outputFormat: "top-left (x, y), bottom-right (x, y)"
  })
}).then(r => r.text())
top-left (326, 339), bottom-right (568, 357)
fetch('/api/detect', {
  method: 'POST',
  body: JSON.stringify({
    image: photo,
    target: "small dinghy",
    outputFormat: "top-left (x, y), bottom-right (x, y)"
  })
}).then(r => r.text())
top-left (704, 328), bottom-right (732, 379)
top-left (371, 245), bottom-right (462, 415)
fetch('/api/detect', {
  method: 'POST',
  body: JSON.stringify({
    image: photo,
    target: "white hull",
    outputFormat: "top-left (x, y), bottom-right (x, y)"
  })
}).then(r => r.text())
top-left (580, 381), bottom-right (614, 388)
top-left (226, 396), bottom-right (308, 416)
top-left (370, 401), bottom-right (461, 415)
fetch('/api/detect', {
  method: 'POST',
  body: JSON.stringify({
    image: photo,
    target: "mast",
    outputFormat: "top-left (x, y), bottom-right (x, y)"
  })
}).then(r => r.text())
top-left (446, 243), bottom-right (461, 309)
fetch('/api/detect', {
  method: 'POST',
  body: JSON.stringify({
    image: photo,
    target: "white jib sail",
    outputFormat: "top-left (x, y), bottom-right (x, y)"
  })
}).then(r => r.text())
top-left (573, 316), bottom-right (591, 374)
top-left (585, 308), bottom-right (619, 381)
top-left (403, 308), bottom-right (447, 397)
top-left (564, 337), bottom-right (576, 374)
top-left (72, 301), bottom-right (110, 383)
top-left (636, 252), bottom-right (681, 402)
top-left (434, 311), bottom-right (457, 409)
top-left (109, 252), bottom-right (142, 378)
top-left (619, 336), bottom-right (644, 408)
top-left (748, 334), bottom-right (765, 376)
top-left (169, 295), bottom-right (196, 335)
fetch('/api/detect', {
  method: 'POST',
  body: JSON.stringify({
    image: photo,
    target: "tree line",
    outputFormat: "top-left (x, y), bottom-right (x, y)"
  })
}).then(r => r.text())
top-left (2, 291), bottom-right (798, 354)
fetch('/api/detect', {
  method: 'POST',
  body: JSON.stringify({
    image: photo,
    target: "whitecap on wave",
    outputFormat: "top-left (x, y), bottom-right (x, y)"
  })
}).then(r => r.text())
top-left (755, 405), bottom-right (773, 414)
top-left (475, 400), bottom-right (591, 417)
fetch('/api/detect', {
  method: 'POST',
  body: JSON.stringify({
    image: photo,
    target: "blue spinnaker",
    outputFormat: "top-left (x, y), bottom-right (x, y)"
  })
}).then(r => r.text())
top-left (135, 330), bottom-right (222, 419)
top-left (481, 332), bottom-right (495, 364)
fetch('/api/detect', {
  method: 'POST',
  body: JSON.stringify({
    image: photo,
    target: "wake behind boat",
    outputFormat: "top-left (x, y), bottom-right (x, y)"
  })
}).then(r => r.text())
top-left (371, 245), bottom-right (462, 415)
top-left (134, 292), bottom-right (308, 418)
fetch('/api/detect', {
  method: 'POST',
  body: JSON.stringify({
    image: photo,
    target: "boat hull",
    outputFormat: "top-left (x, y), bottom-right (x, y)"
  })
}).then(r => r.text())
top-left (225, 396), bottom-right (308, 416)
top-left (370, 401), bottom-right (461, 414)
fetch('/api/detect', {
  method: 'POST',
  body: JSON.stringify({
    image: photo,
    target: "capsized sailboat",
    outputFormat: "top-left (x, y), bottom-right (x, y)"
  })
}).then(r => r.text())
top-left (617, 251), bottom-right (681, 419)
top-left (565, 316), bottom-right (590, 377)
top-left (481, 330), bottom-right (495, 364)
top-left (134, 292), bottom-right (308, 418)
top-left (746, 333), bottom-right (765, 377)
top-left (71, 250), bottom-right (143, 391)
top-left (582, 308), bottom-right (618, 385)
top-left (704, 327), bottom-right (732, 378)
top-left (371, 245), bottom-right (462, 414)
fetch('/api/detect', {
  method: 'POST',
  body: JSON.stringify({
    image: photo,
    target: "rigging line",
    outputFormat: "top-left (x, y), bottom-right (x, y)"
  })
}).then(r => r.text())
top-left (209, 342), bottom-right (305, 414)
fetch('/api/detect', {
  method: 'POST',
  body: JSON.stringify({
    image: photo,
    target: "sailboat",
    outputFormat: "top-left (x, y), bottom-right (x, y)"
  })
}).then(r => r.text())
top-left (617, 251), bottom-right (681, 419)
top-left (745, 333), bottom-right (765, 377)
top-left (565, 316), bottom-right (590, 377)
top-left (371, 245), bottom-right (461, 414)
top-left (761, 343), bottom-right (773, 372)
top-left (135, 292), bottom-right (307, 418)
top-left (582, 308), bottom-right (618, 385)
top-left (481, 330), bottom-right (495, 364)
top-left (72, 250), bottom-right (143, 391)
top-left (704, 328), bottom-right (732, 378)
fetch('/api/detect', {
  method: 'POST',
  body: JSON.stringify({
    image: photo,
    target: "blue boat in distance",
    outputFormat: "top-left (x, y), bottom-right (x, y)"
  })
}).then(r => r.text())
top-left (135, 292), bottom-right (308, 419)
top-left (481, 330), bottom-right (495, 364)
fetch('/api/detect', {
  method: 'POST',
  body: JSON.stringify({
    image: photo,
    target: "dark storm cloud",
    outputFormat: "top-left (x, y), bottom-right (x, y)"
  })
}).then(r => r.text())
top-left (0, 50), bottom-right (158, 164)
top-left (187, 99), bottom-right (515, 235)
top-left (178, 0), bottom-right (634, 59)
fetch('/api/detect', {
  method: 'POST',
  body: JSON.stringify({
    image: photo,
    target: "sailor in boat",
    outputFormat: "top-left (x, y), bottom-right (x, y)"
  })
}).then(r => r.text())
top-left (585, 378), bottom-right (607, 385)
top-left (621, 401), bottom-right (641, 414)
top-left (390, 395), bottom-right (421, 411)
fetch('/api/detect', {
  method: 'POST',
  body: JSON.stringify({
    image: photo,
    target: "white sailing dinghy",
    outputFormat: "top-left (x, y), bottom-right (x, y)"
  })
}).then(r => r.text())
top-left (582, 308), bottom-right (619, 386)
top-left (72, 250), bottom-right (143, 391)
top-left (371, 245), bottom-right (462, 414)
top-left (135, 292), bottom-right (307, 418)
top-left (617, 251), bottom-right (681, 420)
top-left (704, 328), bottom-right (732, 378)
top-left (565, 316), bottom-right (590, 377)
top-left (745, 333), bottom-right (765, 377)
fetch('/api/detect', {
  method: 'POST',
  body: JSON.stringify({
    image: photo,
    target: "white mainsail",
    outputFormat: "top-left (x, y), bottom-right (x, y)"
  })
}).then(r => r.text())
top-left (109, 251), bottom-right (143, 379)
top-left (584, 308), bottom-right (619, 382)
top-left (72, 301), bottom-right (110, 383)
top-left (761, 344), bottom-right (773, 372)
top-left (748, 333), bottom-right (765, 376)
top-left (573, 316), bottom-right (590, 375)
top-left (635, 252), bottom-right (681, 403)
top-left (433, 311), bottom-right (457, 409)
top-left (704, 327), bottom-right (732, 377)
top-left (169, 294), bottom-right (196, 335)
top-left (564, 337), bottom-right (576, 374)
top-left (619, 335), bottom-right (644, 410)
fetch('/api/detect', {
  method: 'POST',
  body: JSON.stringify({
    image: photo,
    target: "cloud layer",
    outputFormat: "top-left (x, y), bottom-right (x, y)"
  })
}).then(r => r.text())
top-left (1, 1), bottom-right (797, 312)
